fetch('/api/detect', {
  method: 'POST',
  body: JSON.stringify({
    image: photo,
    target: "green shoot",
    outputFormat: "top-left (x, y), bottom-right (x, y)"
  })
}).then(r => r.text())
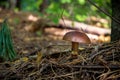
top-left (0, 19), bottom-right (17, 61)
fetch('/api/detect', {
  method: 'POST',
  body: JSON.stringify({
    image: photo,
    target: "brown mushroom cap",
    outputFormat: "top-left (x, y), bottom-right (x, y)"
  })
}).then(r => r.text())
top-left (63, 31), bottom-right (91, 44)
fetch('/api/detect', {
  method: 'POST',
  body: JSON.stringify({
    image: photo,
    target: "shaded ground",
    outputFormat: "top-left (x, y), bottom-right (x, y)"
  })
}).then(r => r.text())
top-left (0, 10), bottom-right (120, 80)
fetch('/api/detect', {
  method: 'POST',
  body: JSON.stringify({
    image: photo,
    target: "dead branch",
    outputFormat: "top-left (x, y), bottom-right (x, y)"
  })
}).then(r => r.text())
top-left (59, 19), bottom-right (111, 35)
top-left (44, 27), bottom-right (109, 43)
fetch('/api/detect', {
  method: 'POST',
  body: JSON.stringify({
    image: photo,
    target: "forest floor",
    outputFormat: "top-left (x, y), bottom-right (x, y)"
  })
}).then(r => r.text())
top-left (0, 10), bottom-right (120, 80)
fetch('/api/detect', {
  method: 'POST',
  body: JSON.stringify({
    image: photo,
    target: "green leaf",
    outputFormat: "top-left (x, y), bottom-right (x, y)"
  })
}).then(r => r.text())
top-left (75, 15), bottom-right (86, 22)
top-left (60, 0), bottom-right (72, 3)
top-left (78, 0), bottom-right (85, 5)
top-left (52, 18), bottom-right (59, 24)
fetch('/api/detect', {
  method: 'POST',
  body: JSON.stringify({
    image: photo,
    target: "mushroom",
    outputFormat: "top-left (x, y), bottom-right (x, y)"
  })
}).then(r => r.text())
top-left (63, 31), bottom-right (91, 58)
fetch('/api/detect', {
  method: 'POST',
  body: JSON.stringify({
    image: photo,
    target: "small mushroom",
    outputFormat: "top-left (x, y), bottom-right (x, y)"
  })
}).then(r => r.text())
top-left (63, 31), bottom-right (91, 58)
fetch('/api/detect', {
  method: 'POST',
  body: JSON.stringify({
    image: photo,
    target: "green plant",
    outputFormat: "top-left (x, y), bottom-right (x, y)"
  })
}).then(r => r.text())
top-left (45, 0), bottom-right (111, 23)
top-left (0, 19), bottom-right (16, 61)
top-left (19, 0), bottom-right (111, 26)
top-left (21, 0), bottom-right (43, 11)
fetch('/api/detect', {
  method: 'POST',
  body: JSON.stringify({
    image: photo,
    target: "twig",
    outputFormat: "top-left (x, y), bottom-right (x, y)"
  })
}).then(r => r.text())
top-left (41, 71), bottom-right (81, 79)
top-left (87, 0), bottom-right (120, 24)
top-left (98, 70), bottom-right (120, 79)
top-left (87, 47), bottom-right (113, 60)
top-left (71, 65), bottom-right (120, 69)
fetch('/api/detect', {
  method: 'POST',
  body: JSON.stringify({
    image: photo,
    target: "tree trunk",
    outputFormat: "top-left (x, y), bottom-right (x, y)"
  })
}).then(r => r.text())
top-left (111, 0), bottom-right (120, 41)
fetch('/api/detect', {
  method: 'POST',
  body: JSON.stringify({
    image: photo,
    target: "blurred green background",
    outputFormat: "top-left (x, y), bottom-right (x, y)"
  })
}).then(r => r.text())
top-left (0, 0), bottom-right (111, 27)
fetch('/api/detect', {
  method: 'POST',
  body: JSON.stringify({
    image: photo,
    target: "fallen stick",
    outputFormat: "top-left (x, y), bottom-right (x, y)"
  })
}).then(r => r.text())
top-left (59, 19), bottom-right (111, 35)
top-left (44, 27), bottom-right (100, 43)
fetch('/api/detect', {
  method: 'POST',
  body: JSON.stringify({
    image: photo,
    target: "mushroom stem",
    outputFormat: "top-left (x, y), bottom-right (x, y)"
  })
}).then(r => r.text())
top-left (71, 42), bottom-right (79, 56)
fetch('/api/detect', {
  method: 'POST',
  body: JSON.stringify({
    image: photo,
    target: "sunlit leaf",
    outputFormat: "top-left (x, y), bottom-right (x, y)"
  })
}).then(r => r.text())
top-left (91, 5), bottom-right (97, 11)
top-left (78, 0), bottom-right (85, 5)
top-left (60, 0), bottom-right (72, 3)
top-left (75, 15), bottom-right (86, 22)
